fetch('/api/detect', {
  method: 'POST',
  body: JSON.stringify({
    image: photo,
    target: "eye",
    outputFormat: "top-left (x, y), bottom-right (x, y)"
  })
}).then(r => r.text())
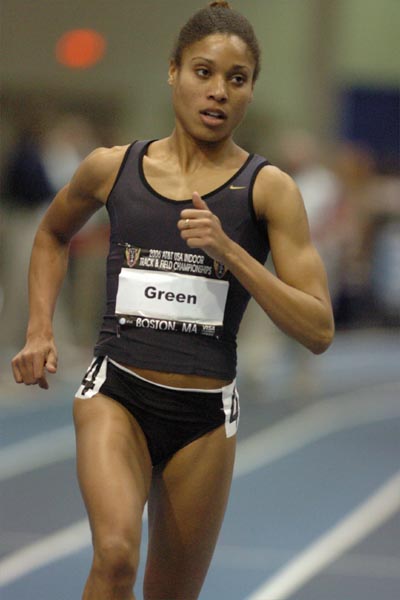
top-left (195, 67), bottom-right (210, 78)
top-left (231, 74), bottom-right (247, 86)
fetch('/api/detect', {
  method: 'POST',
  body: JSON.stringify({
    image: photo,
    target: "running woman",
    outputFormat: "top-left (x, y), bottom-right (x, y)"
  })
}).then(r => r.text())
top-left (12, 2), bottom-right (334, 598)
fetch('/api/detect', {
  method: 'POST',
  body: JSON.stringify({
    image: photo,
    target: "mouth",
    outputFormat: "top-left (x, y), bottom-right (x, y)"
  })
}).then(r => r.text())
top-left (199, 109), bottom-right (227, 126)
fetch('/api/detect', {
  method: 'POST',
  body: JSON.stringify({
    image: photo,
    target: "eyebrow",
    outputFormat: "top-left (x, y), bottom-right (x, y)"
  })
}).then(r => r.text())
top-left (190, 57), bottom-right (250, 71)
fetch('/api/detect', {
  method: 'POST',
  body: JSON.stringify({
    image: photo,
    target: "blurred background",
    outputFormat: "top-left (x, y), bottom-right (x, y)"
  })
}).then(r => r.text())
top-left (0, 1), bottom-right (399, 598)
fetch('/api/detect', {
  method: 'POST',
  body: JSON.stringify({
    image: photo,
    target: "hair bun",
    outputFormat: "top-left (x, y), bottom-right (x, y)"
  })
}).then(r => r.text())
top-left (209, 1), bottom-right (231, 8)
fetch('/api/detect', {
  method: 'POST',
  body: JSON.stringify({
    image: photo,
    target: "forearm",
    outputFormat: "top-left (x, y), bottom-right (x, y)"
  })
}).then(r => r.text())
top-left (26, 227), bottom-right (70, 339)
top-left (224, 240), bottom-right (334, 354)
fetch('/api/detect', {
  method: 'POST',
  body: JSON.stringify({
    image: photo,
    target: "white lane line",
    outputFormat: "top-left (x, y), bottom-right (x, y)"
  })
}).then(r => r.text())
top-left (0, 425), bottom-right (75, 482)
top-left (235, 381), bottom-right (400, 478)
top-left (1, 380), bottom-right (399, 586)
top-left (0, 519), bottom-right (90, 586)
top-left (0, 506), bottom-right (149, 587)
top-left (245, 470), bottom-right (400, 600)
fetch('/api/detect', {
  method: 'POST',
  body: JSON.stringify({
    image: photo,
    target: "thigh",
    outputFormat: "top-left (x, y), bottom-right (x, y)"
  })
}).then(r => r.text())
top-left (73, 394), bottom-right (152, 557)
top-left (144, 424), bottom-right (236, 600)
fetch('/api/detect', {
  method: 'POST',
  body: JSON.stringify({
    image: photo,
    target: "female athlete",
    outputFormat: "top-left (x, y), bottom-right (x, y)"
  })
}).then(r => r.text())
top-left (12, 2), bottom-right (334, 598)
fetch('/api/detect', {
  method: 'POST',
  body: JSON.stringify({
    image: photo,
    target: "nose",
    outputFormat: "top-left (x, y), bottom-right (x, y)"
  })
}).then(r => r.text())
top-left (207, 76), bottom-right (228, 103)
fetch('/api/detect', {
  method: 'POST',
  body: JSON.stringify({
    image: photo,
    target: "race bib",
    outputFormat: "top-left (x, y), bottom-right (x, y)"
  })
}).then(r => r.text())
top-left (116, 268), bottom-right (229, 326)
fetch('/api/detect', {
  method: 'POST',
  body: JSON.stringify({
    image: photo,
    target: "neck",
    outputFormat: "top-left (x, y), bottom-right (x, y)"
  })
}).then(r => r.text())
top-left (166, 127), bottom-right (239, 172)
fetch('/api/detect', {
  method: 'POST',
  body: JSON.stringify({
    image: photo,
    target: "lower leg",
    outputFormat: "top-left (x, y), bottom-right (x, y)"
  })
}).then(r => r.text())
top-left (84, 579), bottom-right (135, 600)
top-left (82, 539), bottom-right (138, 600)
top-left (83, 570), bottom-right (135, 600)
top-left (79, 521), bottom-right (143, 598)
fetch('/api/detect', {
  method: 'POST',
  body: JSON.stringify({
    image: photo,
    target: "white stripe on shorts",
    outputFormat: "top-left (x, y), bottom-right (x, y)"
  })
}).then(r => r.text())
top-left (222, 381), bottom-right (240, 438)
top-left (75, 356), bottom-right (107, 399)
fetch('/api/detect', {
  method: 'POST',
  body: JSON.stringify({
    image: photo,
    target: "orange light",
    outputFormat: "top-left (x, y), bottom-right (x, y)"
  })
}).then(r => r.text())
top-left (56, 29), bottom-right (106, 69)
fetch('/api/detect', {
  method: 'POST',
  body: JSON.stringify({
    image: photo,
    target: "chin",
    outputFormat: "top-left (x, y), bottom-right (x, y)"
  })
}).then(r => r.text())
top-left (193, 126), bottom-right (230, 145)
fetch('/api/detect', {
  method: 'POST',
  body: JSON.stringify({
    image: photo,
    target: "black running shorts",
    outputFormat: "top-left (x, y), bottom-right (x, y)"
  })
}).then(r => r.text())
top-left (76, 356), bottom-right (239, 466)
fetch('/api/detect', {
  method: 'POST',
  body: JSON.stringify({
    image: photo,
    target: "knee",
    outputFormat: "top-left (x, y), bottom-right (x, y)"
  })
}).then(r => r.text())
top-left (92, 535), bottom-right (139, 586)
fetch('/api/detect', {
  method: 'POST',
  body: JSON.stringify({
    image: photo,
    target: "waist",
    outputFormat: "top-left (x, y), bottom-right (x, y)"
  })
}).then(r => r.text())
top-left (119, 363), bottom-right (231, 390)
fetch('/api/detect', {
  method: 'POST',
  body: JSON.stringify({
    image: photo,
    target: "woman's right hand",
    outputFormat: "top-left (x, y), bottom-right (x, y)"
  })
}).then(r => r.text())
top-left (11, 336), bottom-right (58, 389)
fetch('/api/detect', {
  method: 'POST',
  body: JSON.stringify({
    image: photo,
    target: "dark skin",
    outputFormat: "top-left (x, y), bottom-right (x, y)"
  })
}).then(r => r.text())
top-left (12, 33), bottom-right (334, 600)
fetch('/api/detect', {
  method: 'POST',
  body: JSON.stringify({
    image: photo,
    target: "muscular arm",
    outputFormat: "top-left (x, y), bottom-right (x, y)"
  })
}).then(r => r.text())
top-left (179, 167), bottom-right (334, 354)
top-left (12, 146), bottom-right (126, 388)
top-left (27, 187), bottom-right (101, 336)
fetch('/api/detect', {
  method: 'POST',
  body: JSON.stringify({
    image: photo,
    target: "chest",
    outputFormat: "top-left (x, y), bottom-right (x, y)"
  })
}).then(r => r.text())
top-left (142, 156), bottom-right (240, 201)
top-left (107, 144), bottom-right (268, 263)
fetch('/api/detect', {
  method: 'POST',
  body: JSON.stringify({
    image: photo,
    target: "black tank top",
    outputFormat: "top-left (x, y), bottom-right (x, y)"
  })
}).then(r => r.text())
top-left (94, 140), bottom-right (270, 379)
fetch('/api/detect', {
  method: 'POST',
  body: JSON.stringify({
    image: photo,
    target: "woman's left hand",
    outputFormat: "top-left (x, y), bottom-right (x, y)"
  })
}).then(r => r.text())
top-left (178, 192), bottom-right (232, 263)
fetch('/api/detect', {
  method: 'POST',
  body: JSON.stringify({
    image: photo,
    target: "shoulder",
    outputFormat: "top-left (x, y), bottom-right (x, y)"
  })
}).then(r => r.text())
top-left (253, 164), bottom-right (306, 224)
top-left (68, 144), bottom-right (130, 204)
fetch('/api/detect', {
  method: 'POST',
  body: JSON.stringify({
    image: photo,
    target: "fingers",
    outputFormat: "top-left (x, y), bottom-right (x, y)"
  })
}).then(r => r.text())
top-left (192, 190), bottom-right (208, 209)
top-left (38, 375), bottom-right (50, 390)
top-left (177, 217), bottom-right (212, 234)
top-left (11, 357), bottom-right (23, 384)
top-left (11, 343), bottom-right (57, 389)
top-left (45, 349), bottom-right (58, 374)
top-left (178, 192), bottom-right (212, 231)
top-left (33, 352), bottom-right (46, 380)
top-left (36, 349), bottom-right (58, 389)
top-left (177, 191), bottom-right (227, 261)
top-left (11, 351), bottom-right (42, 385)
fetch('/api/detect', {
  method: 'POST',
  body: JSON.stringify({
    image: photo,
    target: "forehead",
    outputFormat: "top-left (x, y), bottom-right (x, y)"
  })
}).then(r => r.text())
top-left (181, 33), bottom-right (254, 70)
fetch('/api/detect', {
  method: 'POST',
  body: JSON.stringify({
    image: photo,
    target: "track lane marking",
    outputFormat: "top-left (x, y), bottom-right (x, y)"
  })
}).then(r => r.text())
top-left (0, 425), bottom-right (75, 482)
top-left (235, 381), bottom-right (400, 477)
top-left (245, 470), bottom-right (400, 600)
top-left (0, 520), bottom-right (90, 586)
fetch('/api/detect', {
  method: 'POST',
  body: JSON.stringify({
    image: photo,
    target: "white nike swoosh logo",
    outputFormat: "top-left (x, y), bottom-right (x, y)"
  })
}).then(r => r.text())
top-left (229, 185), bottom-right (247, 190)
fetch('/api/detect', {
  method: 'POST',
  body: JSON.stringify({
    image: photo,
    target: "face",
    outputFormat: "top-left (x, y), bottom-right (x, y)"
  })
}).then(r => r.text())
top-left (169, 33), bottom-right (255, 143)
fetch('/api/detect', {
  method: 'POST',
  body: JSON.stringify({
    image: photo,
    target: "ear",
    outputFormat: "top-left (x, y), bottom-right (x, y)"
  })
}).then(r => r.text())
top-left (168, 60), bottom-right (178, 86)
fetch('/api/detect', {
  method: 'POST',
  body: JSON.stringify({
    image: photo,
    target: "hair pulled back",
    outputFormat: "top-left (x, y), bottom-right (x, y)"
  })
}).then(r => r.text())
top-left (171, 1), bottom-right (261, 82)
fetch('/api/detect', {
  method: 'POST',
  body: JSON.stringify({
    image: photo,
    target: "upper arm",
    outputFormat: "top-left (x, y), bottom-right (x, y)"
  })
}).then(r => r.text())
top-left (253, 166), bottom-right (331, 303)
top-left (39, 145), bottom-right (127, 243)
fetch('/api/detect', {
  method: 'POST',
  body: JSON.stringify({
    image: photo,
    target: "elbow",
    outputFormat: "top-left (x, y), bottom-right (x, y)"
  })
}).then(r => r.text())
top-left (309, 322), bottom-right (335, 355)
top-left (310, 339), bottom-right (332, 355)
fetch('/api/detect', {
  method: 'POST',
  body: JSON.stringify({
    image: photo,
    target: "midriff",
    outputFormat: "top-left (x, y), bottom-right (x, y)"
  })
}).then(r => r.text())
top-left (120, 364), bottom-right (231, 390)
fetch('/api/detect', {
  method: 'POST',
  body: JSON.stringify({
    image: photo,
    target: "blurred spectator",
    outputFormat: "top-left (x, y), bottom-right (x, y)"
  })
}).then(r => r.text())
top-left (334, 142), bottom-right (400, 326)
top-left (368, 176), bottom-right (400, 324)
top-left (278, 130), bottom-right (343, 303)
top-left (333, 142), bottom-right (377, 325)
top-left (336, 142), bottom-right (400, 326)
top-left (0, 113), bottom-right (103, 356)
top-left (4, 131), bottom-right (54, 208)
top-left (41, 114), bottom-right (100, 193)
